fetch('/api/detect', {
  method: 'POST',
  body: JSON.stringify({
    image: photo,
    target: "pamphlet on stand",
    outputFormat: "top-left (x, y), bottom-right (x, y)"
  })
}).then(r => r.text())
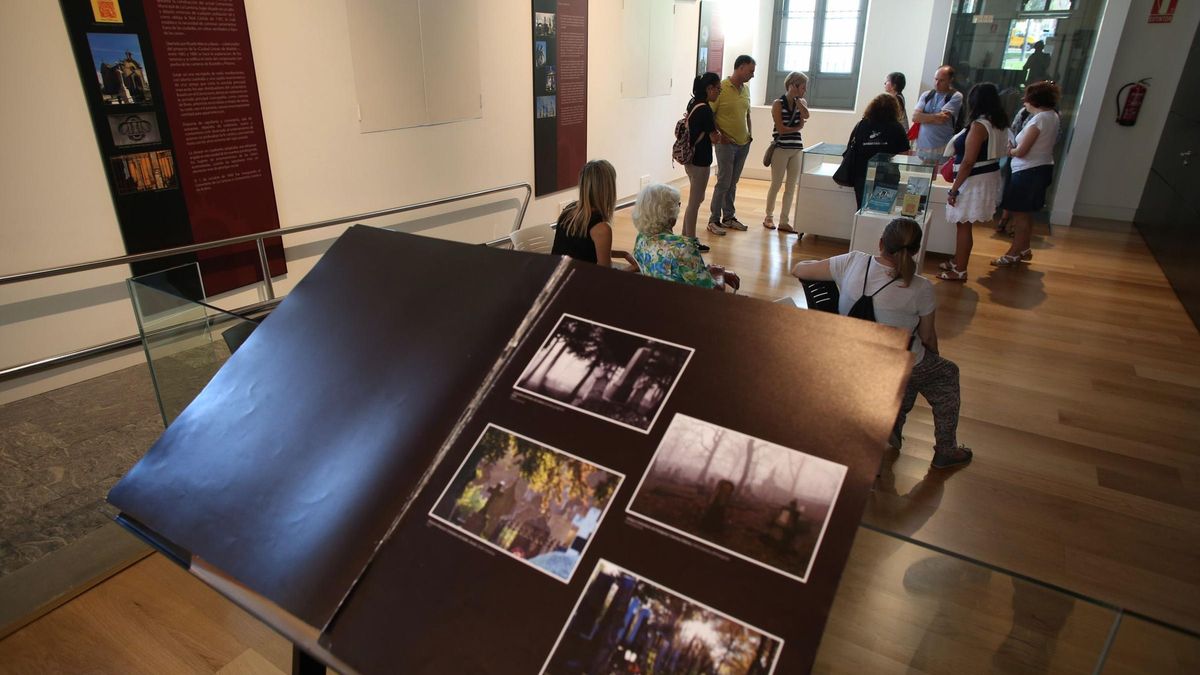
top-left (109, 226), bottom-right (915, 674)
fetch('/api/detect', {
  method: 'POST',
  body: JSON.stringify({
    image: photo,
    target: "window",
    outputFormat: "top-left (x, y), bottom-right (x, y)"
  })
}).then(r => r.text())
top-left (766, 0), bottom-right (868, 110)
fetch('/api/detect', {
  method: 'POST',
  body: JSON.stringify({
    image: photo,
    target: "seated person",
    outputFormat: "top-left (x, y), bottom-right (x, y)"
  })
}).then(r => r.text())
top-left (632, 183), bottom-right (739, 292)
top-left (790, 217), bottom-right (971, 470)
top-left (551, 159), bottom-right (638, 270)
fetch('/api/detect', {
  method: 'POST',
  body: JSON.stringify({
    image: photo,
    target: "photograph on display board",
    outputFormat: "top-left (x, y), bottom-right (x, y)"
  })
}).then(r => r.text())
top-left (541, 559), bottom-right (783, 674)
top-left (429, 424), bottom-right (624, 583)
top-left (535, 41), bottom-right (549, 68)
top-left (106, 112), bottom-right (162, 147)
top-left (109, 150), bottom-right (177, 194)
top-left (87, 33), bottom-right (152, 105)
top-left (91, 0), bottom-right (124, 23)
top-left (536, 95), bottom-right (558, 119)
top-left (535, 12), bottom-right (556, 38)
top-left (541, 66), bottom-right (557, 95)
top-left (627, 414), bottom-right (847, 583)
top-left (514, 314), bottom-right (694, 434)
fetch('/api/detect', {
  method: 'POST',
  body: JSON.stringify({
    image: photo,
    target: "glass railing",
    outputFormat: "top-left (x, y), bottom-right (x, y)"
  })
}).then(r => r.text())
top-left (127, 263), bottom-right (259, 426)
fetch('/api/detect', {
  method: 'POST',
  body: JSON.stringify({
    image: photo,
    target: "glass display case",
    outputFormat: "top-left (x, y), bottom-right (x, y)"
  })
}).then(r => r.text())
top-left (860, 153), bottom-right (937, 217)
top-left (796, 142), bottom-right (857, 239)
top-left (800, 141), bottom-right (846, 179)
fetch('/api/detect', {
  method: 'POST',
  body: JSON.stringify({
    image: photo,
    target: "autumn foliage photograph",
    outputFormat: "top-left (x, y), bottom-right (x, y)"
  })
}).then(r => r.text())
top-left (628, 415), bottom-right (847, 583)
top-left (430, 424), bottom-right (623, 582)
top-left (515, 314), bottom-right (693, 433)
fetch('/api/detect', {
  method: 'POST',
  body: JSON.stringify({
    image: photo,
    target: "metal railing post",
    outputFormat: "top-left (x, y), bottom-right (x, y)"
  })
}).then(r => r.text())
top-left (255, 239), bottom-right (276, 301)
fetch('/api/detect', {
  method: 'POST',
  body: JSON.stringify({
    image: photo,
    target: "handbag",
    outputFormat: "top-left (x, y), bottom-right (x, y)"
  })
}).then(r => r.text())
top-left (762, 141), bottom-right (776, 167)
top-left (907, 121), bottom-right (921, 141)
top-left (832, 122), bottom-right (860, 187)
top-left (939, 157), bottom-right (955, 183)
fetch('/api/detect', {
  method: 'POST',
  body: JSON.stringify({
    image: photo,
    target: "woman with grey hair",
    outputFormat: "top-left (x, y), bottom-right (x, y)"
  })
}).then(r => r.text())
top-left (632, 183), bottom-right (739, 291)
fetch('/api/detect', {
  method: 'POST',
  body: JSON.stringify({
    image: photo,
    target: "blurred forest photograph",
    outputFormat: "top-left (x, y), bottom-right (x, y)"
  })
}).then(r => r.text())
top-left (515, 314), bottom-right (693, 433)
top-left (628, 415), bottom-right (847, 582)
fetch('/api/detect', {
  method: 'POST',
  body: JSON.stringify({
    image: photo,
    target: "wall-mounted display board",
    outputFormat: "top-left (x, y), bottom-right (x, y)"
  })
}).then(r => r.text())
top-left (344, 0), bottom-right (483, 133)
top-left (60, 0), bottom-right (285, 294)
top-left (533, 0), bottom-right (589, 196)
top-left (697, 0), bottom-right (726, 76)
top-left (620, 0), bottom-right (675, 98)
top-left (109, 226), bottom-right (917, 673)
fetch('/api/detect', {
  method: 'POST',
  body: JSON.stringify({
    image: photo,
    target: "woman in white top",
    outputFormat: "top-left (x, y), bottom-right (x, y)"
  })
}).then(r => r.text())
top-left (993, 81), bottom-right (1061, 266)
top-left (938, 83), bottom-right (1010, 282)
top-left (792, 217), bottom-right (972, 470)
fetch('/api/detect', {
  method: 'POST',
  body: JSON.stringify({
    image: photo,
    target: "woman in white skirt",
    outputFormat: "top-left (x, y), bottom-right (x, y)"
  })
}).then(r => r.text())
top-left (938, 83), bottom-right (1010, 281)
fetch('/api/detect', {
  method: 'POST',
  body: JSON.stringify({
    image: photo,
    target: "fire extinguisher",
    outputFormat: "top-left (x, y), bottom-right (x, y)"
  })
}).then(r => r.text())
top-left (1116, 78), bottom-right (1151, 126)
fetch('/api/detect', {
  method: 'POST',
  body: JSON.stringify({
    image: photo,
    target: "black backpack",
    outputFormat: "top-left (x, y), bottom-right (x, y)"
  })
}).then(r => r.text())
top-left (846, 258), bottom-right (899, 322)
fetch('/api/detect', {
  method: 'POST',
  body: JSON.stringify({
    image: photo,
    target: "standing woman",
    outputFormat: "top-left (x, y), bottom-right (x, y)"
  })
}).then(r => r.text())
top-left (885, 72), bottom-right (909, 131)
top-left (551, 159), bottom-right (638, 270)
top-left (993, 81), bottom-right (1061, 266)
top-left (846, 93), bottom-right (910, 210)
top-left (682, 73), bottom-right (722, 251)
top-left (763, 71), bottom-right (810, 235)
top-left (938, 83), bottom-right (1009, 281)
top-left (791, 217), bottom-right (972, 470)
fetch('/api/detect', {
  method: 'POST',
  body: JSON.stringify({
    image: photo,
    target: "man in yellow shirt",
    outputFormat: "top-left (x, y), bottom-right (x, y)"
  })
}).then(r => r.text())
top-left (707, 55), bottom-right (755, 235)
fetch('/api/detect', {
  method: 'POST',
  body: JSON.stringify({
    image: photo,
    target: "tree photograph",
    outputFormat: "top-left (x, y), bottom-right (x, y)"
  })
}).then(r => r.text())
top-left (627, 415), bottom-right (847, 583)
top-left (542, 560), bottom-right (782, 674)
top-left (431, 424), bottom-right (623, 582)
top-left (515, 314), bottom-right (694, 433)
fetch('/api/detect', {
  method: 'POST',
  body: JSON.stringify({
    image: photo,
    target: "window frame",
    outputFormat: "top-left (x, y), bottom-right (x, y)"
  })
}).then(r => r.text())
top-left (765, 0), bottom-right (869, 110)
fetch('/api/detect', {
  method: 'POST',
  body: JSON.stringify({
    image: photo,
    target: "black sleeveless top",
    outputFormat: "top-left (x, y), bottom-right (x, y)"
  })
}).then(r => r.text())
top-left (551, 208), bottom-right (606, 263)
top-left (773, 95), bottom-right (804, 149)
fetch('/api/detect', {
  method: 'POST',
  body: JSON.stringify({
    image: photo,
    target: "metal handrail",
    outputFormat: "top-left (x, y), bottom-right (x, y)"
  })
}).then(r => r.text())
top-left (1, 183), bottom-right (532, 382)
top-left (481, 195), bottom-right (636, 248)
top-left (0, 182), bottom-right (532, 287)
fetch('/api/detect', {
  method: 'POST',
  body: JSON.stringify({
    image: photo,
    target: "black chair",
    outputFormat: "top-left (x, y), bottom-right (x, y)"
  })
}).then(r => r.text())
top-left (801, 280), bottom-right (840, 314)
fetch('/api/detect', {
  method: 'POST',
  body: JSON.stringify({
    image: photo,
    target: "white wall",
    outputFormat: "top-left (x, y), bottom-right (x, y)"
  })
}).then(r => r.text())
top-left (0, 0), bottom-right (701, 403)
top-left (1075, 0), bottom-right (1200, 221)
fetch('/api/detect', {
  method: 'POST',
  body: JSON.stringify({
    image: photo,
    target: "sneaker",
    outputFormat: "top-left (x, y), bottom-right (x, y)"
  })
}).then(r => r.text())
top-left (697, 243), bottom-right (711, 252)
top-left (706, 222), bottom-right (727, 236)
top-left (930, 445), bottom-right (973, 470)
top-left (722, 217), bottom-right (748, 231)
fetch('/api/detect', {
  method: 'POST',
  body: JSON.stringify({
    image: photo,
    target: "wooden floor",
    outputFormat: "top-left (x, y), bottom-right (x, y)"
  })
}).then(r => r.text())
top-left (2, 177), bottom-right (1199, 673)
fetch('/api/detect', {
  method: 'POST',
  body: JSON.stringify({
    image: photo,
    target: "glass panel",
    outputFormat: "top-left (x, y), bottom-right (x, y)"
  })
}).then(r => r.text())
top-left (819, 1), bottom-right (860, 73)
top-left (944, 0), bottom-right (1106, 211)
top-left (127, 263), bottom-right (257, 426)
top-left (1101, 615), bottom-right (1200, 674)
top-left (782, 43), bottom-right (812, 72)
top-left (816, 527), bottom-right (1118, 673)
top-left (781, 1), bottom-right (816, 73)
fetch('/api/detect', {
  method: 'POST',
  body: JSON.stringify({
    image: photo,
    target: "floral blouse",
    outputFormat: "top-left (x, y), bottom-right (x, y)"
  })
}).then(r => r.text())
top-left (633, 232), bottom-right (717, 289)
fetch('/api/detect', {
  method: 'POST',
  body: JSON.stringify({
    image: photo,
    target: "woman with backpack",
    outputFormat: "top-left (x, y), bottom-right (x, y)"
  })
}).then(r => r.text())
top-left (678, 72), bottom-right (722, 251)
top-left (790, 217), bottom-right (972, 470)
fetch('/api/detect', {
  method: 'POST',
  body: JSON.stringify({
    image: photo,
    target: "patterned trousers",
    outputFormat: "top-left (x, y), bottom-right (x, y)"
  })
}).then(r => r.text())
top-left (894, 351), bottom-right (961, 452)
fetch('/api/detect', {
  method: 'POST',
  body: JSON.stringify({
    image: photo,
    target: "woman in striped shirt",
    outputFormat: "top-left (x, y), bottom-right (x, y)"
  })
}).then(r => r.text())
top-left (763, 71), bottom-right (810, 235)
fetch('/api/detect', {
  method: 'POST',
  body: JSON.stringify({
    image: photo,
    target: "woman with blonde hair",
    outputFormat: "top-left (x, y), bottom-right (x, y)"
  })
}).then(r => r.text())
top-left (791, 217), bottom-right (972, 470)
top-left (632, 183), bottom-right (739, 291)
top-left (763, 71), bottom-right (810, 235)
top-left (551, 159), bottom-right (637, 269)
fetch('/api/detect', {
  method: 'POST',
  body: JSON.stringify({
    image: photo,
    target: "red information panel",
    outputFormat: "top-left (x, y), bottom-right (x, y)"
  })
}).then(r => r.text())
top-left (533, 0), bottom-right (588, 196)
top-left (63, 0), bottom-right (284, 295)
top-left (698, 0), bottom-right (725, 77)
